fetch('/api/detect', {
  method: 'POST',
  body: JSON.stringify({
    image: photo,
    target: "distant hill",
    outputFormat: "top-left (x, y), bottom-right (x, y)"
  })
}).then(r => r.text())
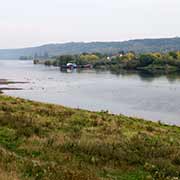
top-left (0, 37), bottom-right (180, 59)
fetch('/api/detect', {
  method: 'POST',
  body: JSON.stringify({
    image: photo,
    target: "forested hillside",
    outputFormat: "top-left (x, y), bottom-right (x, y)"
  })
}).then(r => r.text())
top-left (1, 37), bottom-right (180, 59)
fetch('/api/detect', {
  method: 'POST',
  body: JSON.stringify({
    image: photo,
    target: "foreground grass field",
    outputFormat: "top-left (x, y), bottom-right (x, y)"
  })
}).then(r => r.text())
top-left (0, 95), bottom-right (179, 180)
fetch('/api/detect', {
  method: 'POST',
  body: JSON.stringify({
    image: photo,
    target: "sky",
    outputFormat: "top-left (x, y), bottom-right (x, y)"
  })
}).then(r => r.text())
top-left (0, 0), bottom-right (180, 48)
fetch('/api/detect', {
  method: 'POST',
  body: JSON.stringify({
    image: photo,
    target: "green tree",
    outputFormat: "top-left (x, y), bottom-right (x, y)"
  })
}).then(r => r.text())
top-left (168, 51), bottom-right (178, 59)
top-left (139, 54), bottom-right (155, 67)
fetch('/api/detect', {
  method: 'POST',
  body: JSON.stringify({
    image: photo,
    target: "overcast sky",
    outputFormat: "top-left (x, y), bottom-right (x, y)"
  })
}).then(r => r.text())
top-left (0, 0), bottom-right (180, 48)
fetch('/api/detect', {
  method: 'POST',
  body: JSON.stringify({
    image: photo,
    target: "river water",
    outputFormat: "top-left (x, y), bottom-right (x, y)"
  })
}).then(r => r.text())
top-left (0, 60), bottom-right (180, 125)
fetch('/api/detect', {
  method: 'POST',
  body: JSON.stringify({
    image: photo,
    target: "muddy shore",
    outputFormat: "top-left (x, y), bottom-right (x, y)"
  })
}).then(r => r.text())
top-left (0, 79), bottom-right (26, 93)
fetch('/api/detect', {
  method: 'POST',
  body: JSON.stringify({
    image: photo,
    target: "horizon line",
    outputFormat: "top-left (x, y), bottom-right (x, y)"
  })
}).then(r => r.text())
top-left (0, 36), bottom-right (179, 50)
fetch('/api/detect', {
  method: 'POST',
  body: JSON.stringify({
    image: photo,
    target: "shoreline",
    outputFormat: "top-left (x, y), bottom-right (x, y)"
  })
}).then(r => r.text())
top-left (0, 79), bottom-right (27, 93)
top-left (2, 92), bottom-right (180, 128)
top-left (1, 79), bottom-right (179, 127)
top-left (0, 79), bottom-right (27, 84)
top-left (0, 78), bottom-right (179, 127)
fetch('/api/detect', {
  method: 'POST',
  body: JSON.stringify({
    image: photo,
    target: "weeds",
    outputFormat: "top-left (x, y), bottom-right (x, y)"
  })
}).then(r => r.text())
top-left (0, 95), bottom-right (179, 179)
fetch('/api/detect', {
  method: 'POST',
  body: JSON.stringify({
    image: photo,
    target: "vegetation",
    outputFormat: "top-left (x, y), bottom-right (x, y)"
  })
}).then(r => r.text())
top-left (0, 95), bottom-right (179, 179)
top-left (40, 51), bottom-right (180, 74)
top-left (41, 53), bottom-right (102, 67)
top-left (107, 51), bottom-right (180, 74)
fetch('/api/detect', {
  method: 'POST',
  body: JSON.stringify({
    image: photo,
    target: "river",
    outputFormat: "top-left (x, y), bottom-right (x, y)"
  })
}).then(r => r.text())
top-left (0, 60), bottom-right (180, 125)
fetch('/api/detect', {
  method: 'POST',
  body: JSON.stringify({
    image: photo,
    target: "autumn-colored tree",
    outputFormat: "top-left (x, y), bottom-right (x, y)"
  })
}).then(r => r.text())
top-left (80, 54), bottom-right (100, 61)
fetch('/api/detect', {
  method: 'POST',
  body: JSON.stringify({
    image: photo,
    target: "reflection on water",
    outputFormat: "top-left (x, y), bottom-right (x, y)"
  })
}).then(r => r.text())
top-left (109, 68), bottom-right (180, 82)
top-left (0, 60), bottom-right (180, 126)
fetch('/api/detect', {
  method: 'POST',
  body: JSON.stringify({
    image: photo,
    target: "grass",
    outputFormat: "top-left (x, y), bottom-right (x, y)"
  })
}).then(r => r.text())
top-left (0, 168), bottom-right (19, 180)
top-left (0, 95), bottom-right (179, 180)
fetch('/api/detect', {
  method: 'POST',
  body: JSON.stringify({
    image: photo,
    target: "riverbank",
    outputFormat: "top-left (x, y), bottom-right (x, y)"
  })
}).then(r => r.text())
top-left (0, 95), bottom-right (179, 180)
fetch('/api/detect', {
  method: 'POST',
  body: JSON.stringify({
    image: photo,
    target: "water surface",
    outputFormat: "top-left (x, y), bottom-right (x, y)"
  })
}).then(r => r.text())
top-left (0, 60), bottom-right (180, 125)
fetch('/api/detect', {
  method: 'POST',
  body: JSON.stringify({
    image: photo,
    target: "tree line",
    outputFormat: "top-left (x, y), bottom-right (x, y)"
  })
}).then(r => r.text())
top-left (35, 51), bottom-right (180, 73)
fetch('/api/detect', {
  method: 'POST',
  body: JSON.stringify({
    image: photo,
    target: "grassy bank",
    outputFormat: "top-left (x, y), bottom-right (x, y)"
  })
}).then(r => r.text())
top-left (0, 95), bottom-right (179, 180)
